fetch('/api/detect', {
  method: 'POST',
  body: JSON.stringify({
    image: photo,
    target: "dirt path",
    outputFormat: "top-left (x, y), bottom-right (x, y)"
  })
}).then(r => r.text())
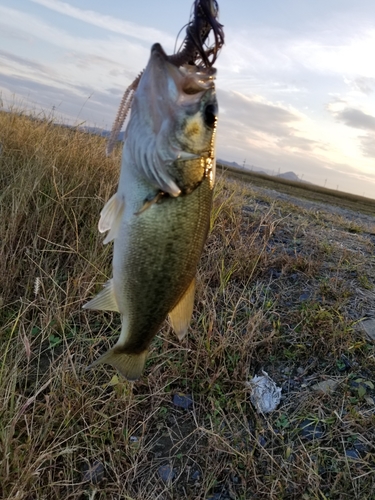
top-left (251, 184), bottom-right (375, 235)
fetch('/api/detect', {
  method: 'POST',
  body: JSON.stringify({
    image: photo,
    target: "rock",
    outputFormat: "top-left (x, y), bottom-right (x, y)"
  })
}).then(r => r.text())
top-left (190, 469), bottom-right (201, 481)
top-left (352, 440), bottom-right (368, 456)
top-left (172, 392), bottom-right (193, 409)
top-left (311, 379), bottom-right (340, 394)
top-left (336, 355), bottom-right (351, 372)
top-left (365, 395), bottom-right (375, 405)
top-left (81, 461), bottom-right (105, 484)
top-left (299, 292), bottom-right (311, 302)
top-left (269, 268), bottom-right (281, 278)
top-left (242, 206), bottom-right (254, 214)
top-left (299, 419), bottom-right (324, 440)
top-left (207, 491), bottom-right (232, 500)
top-left (258, 436), bottom-right (267, 447)
top-left (158, 465), bottom-right (176, 482)
top-left (345, 449), bottom-right (360, 459)
top-left (360, 318), bottom-right (375, 341)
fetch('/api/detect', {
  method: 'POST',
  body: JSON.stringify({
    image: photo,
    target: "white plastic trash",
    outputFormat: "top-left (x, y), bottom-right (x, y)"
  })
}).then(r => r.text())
top-left (248, 370), bottom-right (282, 414)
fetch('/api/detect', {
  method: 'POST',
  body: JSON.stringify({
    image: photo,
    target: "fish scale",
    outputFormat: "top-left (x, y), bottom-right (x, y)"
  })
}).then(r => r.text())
top-left (119, 175), bottom-right (213, 354)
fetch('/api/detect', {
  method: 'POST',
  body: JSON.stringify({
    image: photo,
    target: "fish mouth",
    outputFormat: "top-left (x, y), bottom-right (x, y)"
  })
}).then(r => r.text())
top-left (150, 43), bottom-right (216, 99)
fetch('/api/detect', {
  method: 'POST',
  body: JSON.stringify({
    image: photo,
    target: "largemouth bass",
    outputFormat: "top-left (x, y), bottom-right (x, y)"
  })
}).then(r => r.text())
top-left (84, 43), bottom-right (218, 380)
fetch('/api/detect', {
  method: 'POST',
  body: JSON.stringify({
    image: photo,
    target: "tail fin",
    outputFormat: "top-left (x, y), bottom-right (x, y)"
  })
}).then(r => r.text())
top-left (87, 347), bottom-right (148, 381)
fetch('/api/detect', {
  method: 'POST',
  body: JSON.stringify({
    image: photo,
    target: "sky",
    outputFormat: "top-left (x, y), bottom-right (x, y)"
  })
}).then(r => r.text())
top-left (1, 0), bottom-right (375, 197)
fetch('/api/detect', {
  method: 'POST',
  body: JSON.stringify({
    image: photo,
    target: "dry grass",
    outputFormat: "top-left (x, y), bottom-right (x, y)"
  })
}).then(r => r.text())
top-left (1, 109), bottom-right (375, 499)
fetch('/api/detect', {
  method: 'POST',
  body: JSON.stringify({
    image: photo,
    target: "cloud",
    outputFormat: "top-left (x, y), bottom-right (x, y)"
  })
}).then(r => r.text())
top-left (218, 19), bottom-right (375, 89)
top-left (0, 5), bottom-right (151, 104)
top-left (0, 6), bottom-right (150, 76)
top-left (329, 105), bottom-right (375, 158)
top-left (217, 90), bottom-right (327, 156)
top-left (30, 0), bottom-right (174, 46)
top-left (334, 107), bottom-right (375, 132)
top-left (359, 135), bottom-right (375, 158)
top-left (0, 74), bottom-right (120, 128)
top-left (217, 90), bottom-right (310, 163)
top-left (61, 52), bottom-right (136, 81)
top-left (349, 76), bottom-right (375, 95)
top-left (218, 90), bottom-right (300, 138)
top-left (0, 51), bottom-right (122, 102)
top-left (215, 89), bottom-right (375, 194)
top-left (0, 23), bottom-right (33, 42)
top-left (0, 49), bottom-right (57, 78)
top-left (277, 135), bottom-right (321, 152)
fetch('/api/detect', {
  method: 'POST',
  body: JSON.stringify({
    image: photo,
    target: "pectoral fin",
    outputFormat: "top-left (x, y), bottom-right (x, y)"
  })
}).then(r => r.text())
top-left (87, 347), bottom-right (148, 381)
top-left (98, 193), bottom-right (125, 244)
top-left (169, 278), bottom-right (196, 340)
top-left (83, 279), bottom-right (119, 312)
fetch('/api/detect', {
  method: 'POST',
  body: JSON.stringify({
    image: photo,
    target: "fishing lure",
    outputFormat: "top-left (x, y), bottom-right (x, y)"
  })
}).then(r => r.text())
top-left (106, 0), bottom-right (224, 155)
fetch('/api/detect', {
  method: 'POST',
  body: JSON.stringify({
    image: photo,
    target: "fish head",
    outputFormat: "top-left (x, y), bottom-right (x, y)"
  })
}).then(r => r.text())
top-left (173, 63), bottom-right (218, 157)
top-left (129, 43), bottom-right (218, 196)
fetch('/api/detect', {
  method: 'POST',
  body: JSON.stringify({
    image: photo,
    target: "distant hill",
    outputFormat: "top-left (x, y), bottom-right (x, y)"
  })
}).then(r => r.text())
top-left (218, 160), bottom-right (314, 185)
top-left (277, 171), bottom-right (300, 182)
top-left (277, 171), bottom-right (313, 184)
top-left (217, 159), bottom-right (272, 176)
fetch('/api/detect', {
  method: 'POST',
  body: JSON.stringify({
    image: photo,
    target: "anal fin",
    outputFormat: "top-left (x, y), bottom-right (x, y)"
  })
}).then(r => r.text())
top-left (169, 278), bottom-right (196, 340)
top-left (87, 347), bottom-right (148, 381)
top-left (98, 193), bottom-right (125, 244)
top-left (83, 279), bottom-right (119, 312)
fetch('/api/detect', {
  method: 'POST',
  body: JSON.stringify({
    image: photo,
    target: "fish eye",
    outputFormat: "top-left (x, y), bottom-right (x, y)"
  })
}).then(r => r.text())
top-left (204, 104), bottom-right (217, 128)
